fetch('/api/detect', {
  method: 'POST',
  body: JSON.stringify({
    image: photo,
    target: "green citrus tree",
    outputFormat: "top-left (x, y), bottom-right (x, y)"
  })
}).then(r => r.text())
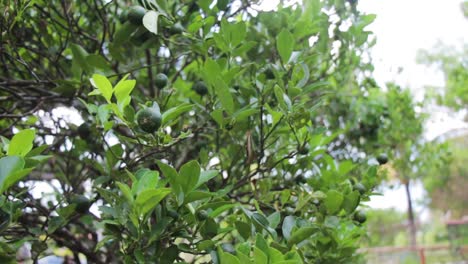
top-left (1, 0), bottom-right (390, 263)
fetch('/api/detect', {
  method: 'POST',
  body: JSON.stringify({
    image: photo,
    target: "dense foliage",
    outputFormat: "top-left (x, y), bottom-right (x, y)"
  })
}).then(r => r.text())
top-left (0, 0), bottom-right (424, 263)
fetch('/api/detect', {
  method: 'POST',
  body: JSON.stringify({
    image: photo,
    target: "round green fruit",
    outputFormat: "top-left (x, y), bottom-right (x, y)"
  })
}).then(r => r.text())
top-left (264, 67), bottom-right (275, 79)
top-left (196, 210), bottom-right (209, 221)
top-left (294, 175), bottom-right (307, 184)
top-left (353, 210), bottom-right (367, 224)
top-left (169, 23), bottom-right (184, 34)
top-left (377, 153), bottom-right (388, 165)
top-left (136, 105), bottom-right (162, 133)
top-left (285, 207), bottom-right (296, 215)
top-left (77, 123), bottom-right (91, 139)
top-left (119, 9), bottom-right (128, 23)
top-left (175, 229), bottom-right (190, 238)
top-left (298, 144), bottom-right (309, 155)
top-left (155, 73), bottom-right (168, 89)
top-left (71, 195), bottom-right (91, 214)
top-left (192, 81), bottom-right (208, 96)
top-left (167, 209), bottom-right (180, 220)
top-left (354, 182), bottom-right (367, 195)
top-left (127, 6), bottom-right (146, 25)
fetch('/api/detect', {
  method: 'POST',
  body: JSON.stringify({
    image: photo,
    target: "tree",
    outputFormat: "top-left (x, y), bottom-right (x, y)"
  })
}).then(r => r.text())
top-left (1, 0), bottom-right (386, 263)
top-left (424, 135), bottom-right (467, 218)
top-left (416, 0), bottom-right (467, 218)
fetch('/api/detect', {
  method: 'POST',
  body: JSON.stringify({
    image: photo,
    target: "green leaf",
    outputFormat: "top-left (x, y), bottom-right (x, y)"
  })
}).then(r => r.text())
top-left (161, 104), bottom-right (194, 127)
top-left (282, 216), bottom-right (295, 241)
top-left (324, 190), bottom-right (344, 214)
top-left (276, 29), bottom-right (294, 64)
top-left (287, 226), bottom-right (317, 246)
top-left (342, 191), bottom-right (360, 214)
top-left (132, 169), bottom-right (159, 196)
top-left (185, 191), bottom-right (214, 203)
top-left (254, 246), bottom-right (268, 264)
top-left (267, 212), bottom-right (281, 229)
top-left (0, 156), bottom-right (25, 192)
top-left (116, 182), bottom-right (134, 204)
top-left (251, 213), bottom-right (269, 230)
top-left (235, 221), bottom-right (251, 240)
top-left (90, 74), bottom-right (113, 103)
top-left (113, 22), bottom-right (138, 46)
top-left (8, 129), bottom-right (35, 157)
top-left (196, 170), bottom-right (219, 189)
top-left (204, 58), bottom-right (221, 85)
top-left (114, 74), bottom-right (136, 110)
top-left (208, 203), bottom-right (238, 218)
top-left (156, 161), bottom-right (183, 203)
top-left (211, 109), bottom-right (224, 126)
top-left (135, 188), bottom-right (171, 216)
top-left (255, 234), bottom-right (269, 254)
top-left (197, 240), bottom-right (215, 251)
top-left (179, 160), bottom-right (200, 194)
top-left (214, 77), bottom-right (234, 114)
top-left (156, 161), bottom-right (178, 181)
top-left (70, 43), bottom-right (91, 72)
top-left (232, 41), bottom-right (257, 56)
top-left (143, 10), bottom-right (159, 34)
top-left (1, 168), bottom-right (33, 192)
top-left (87, 54), bottom-right (111, 70)
top-left (237, 252), bottom-right (252, 264)
top-left (219, 251), bottom-right (240, 264)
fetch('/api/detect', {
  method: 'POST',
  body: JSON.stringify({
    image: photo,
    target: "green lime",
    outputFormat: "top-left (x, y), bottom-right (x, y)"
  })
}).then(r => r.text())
top-left (377, 153), bottom-right (388, 165)
top-left (354, 182), bottom-right (367, 195)
top-left (127, 6), bottom-right (146, 25)
top-left (192, 81), bottom-right (208, 96)
top-left (77, 123), bottom-right (91, 139)
top-left (353, 210), bottom-right (367, 224)
top-left (298, 144), bottom-right (310, 155)
top-left (136, 104), bottom-right (162, 133)
top-left (264, 67), bottom-right (275, 79)
top-left (71, 195), bottom-right (91, 214)
top-left (155, 73), bottom-right (168, 89)
top-left (169, 23), bottom-right (184, 34)
top-left (196, 210), bottom-right (209, 221)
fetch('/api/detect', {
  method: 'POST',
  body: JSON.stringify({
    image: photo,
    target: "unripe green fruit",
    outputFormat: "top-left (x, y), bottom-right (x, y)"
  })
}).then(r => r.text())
top-left (155, 73), bottom-right (168, 89)
top-left (377, 153), bottom-right (388, 165)
top-left (175, 229), bottom-right (190, 238)
top-left (285, 207), bottom-right (295, 215)
top-left (169, 23), bottom-right (184, 34)
top-left (354, 182), bottom-right (367, 195)
top-left (298, 144), bottom-right (309, 155)
top-left (196, 210), bottom-right (209, 221)
top-left (192, 81), bottom-right (208, 96)
top-left (71, 195), bottom-right (91, 214)
top-left (127, 6), bottom-right (146, 25)
top-left (77, 123), bottom-right (91, 139)
top-left (294, 175), bottom-right (307, 184)
top-left (105, 223), bottom-right (121, 235)
top-left (167, 209), bottom-right (179, 220)
top-left (264, 67), bottom-right (275, 79)
top-left (119, 10), bottom-right (128, 23)
top-left (136, 105), bottom-right (162, 133)
top-left (353, 210), bottom-right (367, 223)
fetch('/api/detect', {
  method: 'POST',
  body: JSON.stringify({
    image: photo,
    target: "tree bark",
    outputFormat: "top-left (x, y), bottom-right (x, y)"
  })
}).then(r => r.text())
top-left (404, 180), bottom-right (417, 246)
